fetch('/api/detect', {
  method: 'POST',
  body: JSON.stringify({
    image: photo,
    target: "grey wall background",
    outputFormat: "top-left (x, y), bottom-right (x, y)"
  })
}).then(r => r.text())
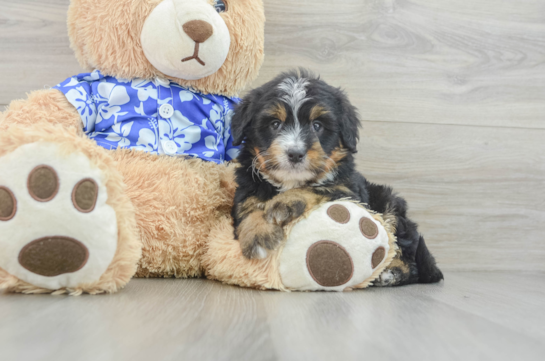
top-left (1, 0), bottom-right (544, 271)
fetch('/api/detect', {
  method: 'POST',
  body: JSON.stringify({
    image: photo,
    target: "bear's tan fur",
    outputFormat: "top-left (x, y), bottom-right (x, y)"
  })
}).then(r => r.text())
top-left (0, 0), bottom-right (265, 294)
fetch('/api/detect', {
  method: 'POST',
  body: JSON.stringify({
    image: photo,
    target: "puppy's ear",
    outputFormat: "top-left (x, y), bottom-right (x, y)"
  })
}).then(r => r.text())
top-left (338, 92), bottom-right (361, 153)
top-left (231, 94), bottom-right (256, 146)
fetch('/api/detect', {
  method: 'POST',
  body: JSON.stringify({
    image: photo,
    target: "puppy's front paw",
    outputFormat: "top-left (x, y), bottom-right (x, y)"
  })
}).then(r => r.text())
top-left (238, 211), bottom-right (284, 259)
top-left (265, 198), bottom-right (306, 226)
top-left (240, 227), bottom-right (284, 259)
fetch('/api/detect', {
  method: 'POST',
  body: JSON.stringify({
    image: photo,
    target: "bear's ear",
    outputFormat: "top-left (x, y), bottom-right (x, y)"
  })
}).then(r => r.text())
top-left (231, 91), bottom-right (258, 146)
top-left (338, 90), bottom-right (361, 153)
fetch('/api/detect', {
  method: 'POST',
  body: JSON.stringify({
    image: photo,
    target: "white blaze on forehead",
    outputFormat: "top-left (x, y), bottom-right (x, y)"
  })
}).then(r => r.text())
top-left (276, 76), bottom-right (311, 153)
top-left (277, 124), bottom-right (305, 151)
top-left (278, 77), bottom-right (310, 125)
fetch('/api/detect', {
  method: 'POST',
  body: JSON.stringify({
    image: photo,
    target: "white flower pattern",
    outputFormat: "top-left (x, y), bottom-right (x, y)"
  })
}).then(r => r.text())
top-left (103, 122), bottom-right (134, 148)
top-left (95, 82), bottom-right (130, 124)
top-left (160, 111), bottom-right (202, 152)
top-left (136, 126), bottom-right (159, 153)
top-left (54, 71), bottom-right (240, 163)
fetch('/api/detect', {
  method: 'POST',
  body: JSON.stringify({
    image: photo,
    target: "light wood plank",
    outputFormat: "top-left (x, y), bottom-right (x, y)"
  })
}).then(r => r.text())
top-left (0, 0), bottom-right (82, 106)
top-left (2, 0), bottom-right (545, 129)
top-left (261, 273), bottom-right (545, 360)
top-left (0, 274), bottom-right (544, 361)
top-left (0, 279), bottom-right (275, 361)
top-left (406, 272), bottom-right (545, 340)
top-left (255, 0), bottom-right (545, 129)
top-left (355, 121), bottom-right (545, 271)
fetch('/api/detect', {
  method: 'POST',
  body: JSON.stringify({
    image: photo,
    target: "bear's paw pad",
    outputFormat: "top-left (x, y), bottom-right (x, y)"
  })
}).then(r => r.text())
top-left (0, 143), bottom-right (118, 290)
top-left (279, 201), bottom-right (391, 291)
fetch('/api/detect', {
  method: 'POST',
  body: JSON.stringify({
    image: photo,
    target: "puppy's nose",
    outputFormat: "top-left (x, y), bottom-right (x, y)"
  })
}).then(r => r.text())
top-left (183, 20), bottom-right (213, 43)
top-left (287, 149), bottom-right (305, 164)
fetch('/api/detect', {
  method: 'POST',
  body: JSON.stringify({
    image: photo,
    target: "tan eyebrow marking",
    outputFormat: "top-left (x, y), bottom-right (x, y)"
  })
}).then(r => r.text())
top-left (267, 103), bottom-right (288, 122)
top-left (310, 105), bottom-right (329, 121)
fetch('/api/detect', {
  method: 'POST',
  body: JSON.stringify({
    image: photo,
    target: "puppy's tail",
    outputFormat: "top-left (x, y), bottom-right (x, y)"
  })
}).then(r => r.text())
top-left (415, 235), bottom-right (444, 283)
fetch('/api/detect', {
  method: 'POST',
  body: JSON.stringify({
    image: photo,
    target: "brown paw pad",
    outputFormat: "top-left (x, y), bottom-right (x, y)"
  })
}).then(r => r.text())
top-left (372, 247), bottom-right (386, 269)
top-left (306, 241), bottom-right (354, 287)
top-left (0, 186), bottom-right (17, 221)
top-left (27, 165), bottom-right (59, 202)
top-left (72, 179), bottom-right (99, 213)
top-left (18, 236), bottom-right (89, 277)
top-left (360, 217), bottom-right (379, 239)
top-left (327, 204), bottom-right (350, 224)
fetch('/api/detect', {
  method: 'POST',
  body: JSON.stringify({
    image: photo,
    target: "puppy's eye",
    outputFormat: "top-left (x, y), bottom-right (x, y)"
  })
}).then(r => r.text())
top-left (313, 121), bottom-right (323, 132)
top-left (271, 120), bottom-right (282, 130)
top-left (213, 0), bottom-right (228, 13)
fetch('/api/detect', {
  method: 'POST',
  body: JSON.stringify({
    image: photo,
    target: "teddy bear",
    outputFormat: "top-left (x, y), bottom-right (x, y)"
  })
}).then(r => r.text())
top-left (0, 0), bottom-right (399, 295)
top-left (0, 0), bottom-right (266, 295)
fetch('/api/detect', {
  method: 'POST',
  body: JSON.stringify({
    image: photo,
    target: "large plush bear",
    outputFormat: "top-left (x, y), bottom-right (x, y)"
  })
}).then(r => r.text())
top-left (0, 0), bottom-right (266, 294)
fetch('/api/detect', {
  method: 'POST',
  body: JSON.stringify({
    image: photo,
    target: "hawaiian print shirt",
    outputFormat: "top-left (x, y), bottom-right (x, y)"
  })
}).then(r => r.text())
top-left (54, 70), bottom-right (240, 164)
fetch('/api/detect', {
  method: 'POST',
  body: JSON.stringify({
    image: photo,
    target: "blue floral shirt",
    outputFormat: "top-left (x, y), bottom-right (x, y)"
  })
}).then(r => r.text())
top-left (54, 70), bottom-right (240, 164)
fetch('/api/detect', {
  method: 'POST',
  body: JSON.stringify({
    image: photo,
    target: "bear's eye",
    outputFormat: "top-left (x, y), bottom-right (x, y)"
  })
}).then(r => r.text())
top-left (214, 0), bottom-right (228, 13)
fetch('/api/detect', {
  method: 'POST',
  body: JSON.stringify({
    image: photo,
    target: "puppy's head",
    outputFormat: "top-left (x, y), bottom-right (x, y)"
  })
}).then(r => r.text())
top-left (232, 69), bottom-right (361, 188)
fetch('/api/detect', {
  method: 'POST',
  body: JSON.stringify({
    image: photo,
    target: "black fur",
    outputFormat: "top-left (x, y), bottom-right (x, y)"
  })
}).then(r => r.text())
top-left (231, 69), bottom-right (443, 286)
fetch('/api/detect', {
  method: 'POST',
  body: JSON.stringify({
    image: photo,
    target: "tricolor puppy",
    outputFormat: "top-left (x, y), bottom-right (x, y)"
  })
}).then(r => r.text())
top-left (230, 70), bottom-right (443, 286)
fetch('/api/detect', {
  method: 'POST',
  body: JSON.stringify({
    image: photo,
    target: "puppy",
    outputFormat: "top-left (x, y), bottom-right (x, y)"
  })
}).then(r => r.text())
top-left (230, 69), bottom-right (443, 286)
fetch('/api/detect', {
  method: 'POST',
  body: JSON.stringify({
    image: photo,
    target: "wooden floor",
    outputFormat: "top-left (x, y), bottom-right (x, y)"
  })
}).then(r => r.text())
top-left (0, 272), bottom-right (544, 361)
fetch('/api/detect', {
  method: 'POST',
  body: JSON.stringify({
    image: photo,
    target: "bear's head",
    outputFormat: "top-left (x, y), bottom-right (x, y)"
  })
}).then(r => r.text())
top-left (67, 0), bottom-right (265, 96)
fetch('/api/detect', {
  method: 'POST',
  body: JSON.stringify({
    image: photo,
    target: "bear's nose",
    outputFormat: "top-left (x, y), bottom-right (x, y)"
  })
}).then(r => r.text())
top-left (183, 20), bottom-right (214, 43)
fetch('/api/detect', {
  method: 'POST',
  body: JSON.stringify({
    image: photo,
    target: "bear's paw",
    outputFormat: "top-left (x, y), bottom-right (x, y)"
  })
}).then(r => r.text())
top-left (0, 143), bottom-right (118, 290)
top-left (278, 201), bottom-right (394, 292)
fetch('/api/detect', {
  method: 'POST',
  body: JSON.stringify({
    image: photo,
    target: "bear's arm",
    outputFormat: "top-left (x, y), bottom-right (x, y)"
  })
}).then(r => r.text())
top-left (0, 89), bottom-right (84, 136)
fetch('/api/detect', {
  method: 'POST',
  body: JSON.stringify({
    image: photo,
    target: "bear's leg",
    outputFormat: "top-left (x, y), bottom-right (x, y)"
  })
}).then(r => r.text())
top-left (111, 151), bottom-right (236, 279)
top-left (1, 89), bottom-right (83, 134)
top-left (0, 125), bottom-right (141, 294)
